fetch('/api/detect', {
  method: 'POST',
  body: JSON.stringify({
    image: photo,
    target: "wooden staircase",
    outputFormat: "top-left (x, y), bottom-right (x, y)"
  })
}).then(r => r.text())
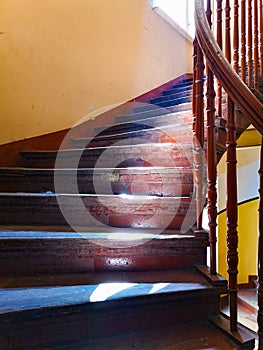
top-left (0, 74), bottom-right (255, 348)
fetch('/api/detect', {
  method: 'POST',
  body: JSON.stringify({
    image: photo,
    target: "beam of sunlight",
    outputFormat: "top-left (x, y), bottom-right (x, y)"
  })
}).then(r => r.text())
top-left (89, 283), bottom-right (138, 302)
top-left (149, 283), bottom-right (170, 294)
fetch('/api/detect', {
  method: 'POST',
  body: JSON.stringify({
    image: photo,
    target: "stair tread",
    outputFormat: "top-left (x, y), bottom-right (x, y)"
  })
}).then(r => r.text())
top-left (0, 165), bottom-right (193, 173)
top-left (115, 103), bottom-right (192, 123)
top-left (0, 268), bottom-right (223, 315)
top-left (21, 141), bottom-right (193, 154)
top-left (0, 192), bottom-right (191, 198)
top-left (72, 121), bottom-right (193, 144)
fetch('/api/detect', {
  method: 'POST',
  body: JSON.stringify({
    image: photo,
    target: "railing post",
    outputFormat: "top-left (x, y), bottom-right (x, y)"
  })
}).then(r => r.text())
top-left (226, 98), bottom-right (238, 332)
top-left (248, 0), bottom-right (254, 87)
top-left (194, 42), bottom-right (205, 231)
top-left (216, 0), bottom-right (223, 119)
top-left (260, 0), bottom-right (263, 77)
top-left (233, 0), bottom-right (239, 74)
top-left (241, 0), bottom-right (247, 82)
top-left (206, 68), bottom-right (217, 275)
top-left (254, 0), bottom-right (260, 89)
top-left (225, 0), bottom-right (239, 333)
top-left (225, 0), bottom-right (232, 62)
top-left (206, 0), bottom-right (217, 275)
top-left (258, 138), bottom-right (263, 349)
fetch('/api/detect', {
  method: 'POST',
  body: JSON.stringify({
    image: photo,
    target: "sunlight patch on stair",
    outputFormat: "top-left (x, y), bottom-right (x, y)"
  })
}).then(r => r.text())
top-left (89, 283), bottom-right (138, 302)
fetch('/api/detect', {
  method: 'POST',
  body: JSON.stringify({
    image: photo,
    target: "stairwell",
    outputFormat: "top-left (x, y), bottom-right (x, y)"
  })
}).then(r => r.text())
top-left (0, 75), bottom-right (256, 349)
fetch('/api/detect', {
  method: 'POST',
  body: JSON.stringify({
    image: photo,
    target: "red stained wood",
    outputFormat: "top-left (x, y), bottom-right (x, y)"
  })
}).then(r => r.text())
top-left (0, 234), bottom-right (208, 275)
top-left (248, 0), bottom-right (253, 87)
top-left (241, 0), bottom-right (247, 82)
top-left (254, 0), bottom-right (260, 89)
top-left (194, 42), bottom-right (205, 231)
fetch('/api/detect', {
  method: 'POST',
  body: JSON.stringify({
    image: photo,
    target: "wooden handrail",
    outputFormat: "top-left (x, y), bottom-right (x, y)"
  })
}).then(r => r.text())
top-left (195, 0), bottom-right (263, 135)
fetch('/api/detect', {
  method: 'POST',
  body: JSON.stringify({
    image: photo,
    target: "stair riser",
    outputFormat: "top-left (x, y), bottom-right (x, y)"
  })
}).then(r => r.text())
top-left (0, 172), bottom-right (193, 196)
top-left (0, 196), bottom-right (195, 229)
top-left (20, 145), bottom-right (193, 169)
top-left (0, 237), bottom-right (207, 275)
top-left (0, 294), bottom-right (220, 349)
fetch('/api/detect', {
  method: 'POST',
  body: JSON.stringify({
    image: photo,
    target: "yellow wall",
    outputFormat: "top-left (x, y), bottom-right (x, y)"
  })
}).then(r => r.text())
top-left (218, 200), bottom-right (258, 284)
top-left (217, 146), bottom-right (260, 284)
top-left (0, 0), bottom-right (192, 145)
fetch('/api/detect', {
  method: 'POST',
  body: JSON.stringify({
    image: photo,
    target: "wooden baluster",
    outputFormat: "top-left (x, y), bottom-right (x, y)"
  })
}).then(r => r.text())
top-left (260, 0), bottom-right (263, 76)
top-left (217, 0), bottom-right (223, 119)
top-left (254, 0), bottom-right (260, 89)
top-left (225, 0), bottom-right (232, 62)
top-left (206, 0), bottom-right (212, 21)
top-left (241, 0), bottom-right (247, 82)
top-left (248, 0), bottom-right (254, 87)
top-left (225, 0), bottom-right (238, 332)
top-left (206, 69), bottom-right (217, 275)
top-left (193, 38), bottom-right (198, 130)
top-left (205, 0), bottom-right (217, 275)
top-left (258, 138), bottom-right (263, 348)
top-left (194, 42), bottom-right (205, 231)
top-left (233, 0), bottom-right (239, 74)
top-left (226, 98), bottom-right (238, 333)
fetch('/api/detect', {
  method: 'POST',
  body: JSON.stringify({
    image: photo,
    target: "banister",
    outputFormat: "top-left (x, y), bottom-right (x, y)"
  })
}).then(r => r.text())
top-left (195, 0), bottom-right (263, 135)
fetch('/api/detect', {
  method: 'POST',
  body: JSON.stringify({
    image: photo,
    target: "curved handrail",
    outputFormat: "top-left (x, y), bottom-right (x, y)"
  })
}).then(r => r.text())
top-left (195, 0), bottom-right (263, 135)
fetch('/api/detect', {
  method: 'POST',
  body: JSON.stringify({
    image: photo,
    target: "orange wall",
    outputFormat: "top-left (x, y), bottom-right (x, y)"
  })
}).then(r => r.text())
top-left (0, 0), bottom-right (192, 145)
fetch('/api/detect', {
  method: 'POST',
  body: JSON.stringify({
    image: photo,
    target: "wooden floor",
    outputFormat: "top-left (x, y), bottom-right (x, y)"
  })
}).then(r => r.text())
top-left (51, 320), bottom-right (240, 350)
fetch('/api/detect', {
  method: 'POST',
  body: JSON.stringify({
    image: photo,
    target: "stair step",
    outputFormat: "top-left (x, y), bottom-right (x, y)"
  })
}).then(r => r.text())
top-left (0, 231), bottom-right (208, 273)
top-left (0, 268), bottom-right (228, 349)
top-left (95, 110), bottom-right (193, 137)
top-left (115, 102), bottom-right (192, 124)
top-left (0, 193), bottom-right (195, 229)
top-left (150, 89), bottom-right (192, 104)
top-left (163, 85), bottom-right (193, 96)
top-left (133, 94), bottom-right (192, 113)
top-left (94, 121), bottom-right (152, 137)
top-left (172, 78), bottom-right (193, 86)
top-left (20, 142), bottom-right (194, 168)
top-left (0, 166), bottom-right (193, 196)
top-left (54, 320), bottom-right (246, 350)
top-left (71, 122), bottom-right (193, 149)
top-left (238, 289), bottom-right (257, 312)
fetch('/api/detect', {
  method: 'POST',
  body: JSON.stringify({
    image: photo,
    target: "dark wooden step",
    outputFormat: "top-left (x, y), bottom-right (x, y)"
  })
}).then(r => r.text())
top-left (133, 94), bottom-right (192, 113)
top-left (172, 78), bottom-right (193, 88)
top-left (163, 85), bottom-right (193, 96)
top-left (96, 109), bottom-right (193, 136)
top-left (0, 231), bottom-right (208, 275)
top-left (0, 267), bottom-right (229, 349)
top-left (53, 319), bottom-right (250, 350)
top-left (114, 102), bottom-right (192, 124)
top-left (71, 122), bottom-right (193, 149)
top-left (20, 142), bottom-right (194, 168)
top-left (0, 166), bottom-right (193, 197)
top-left (156, 95), bottom-right (192, 108)
top-left (150, 89), bottom-right (192, 104)
top-left (0, 193), bottom-right (196, 229)
top-left (94, 121), bottom-right (152, 137)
